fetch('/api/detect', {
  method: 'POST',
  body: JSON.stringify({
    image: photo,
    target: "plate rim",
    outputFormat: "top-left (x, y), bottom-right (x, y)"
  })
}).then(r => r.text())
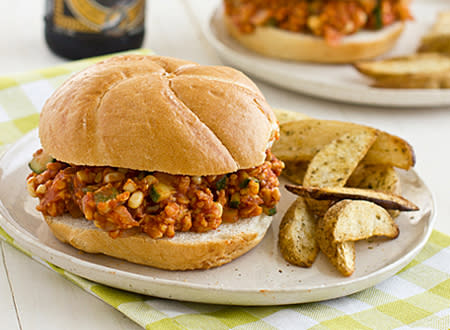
top-left (0, 130), bottom-right (437, 305)
top-left (203, 3), bottom-right (450, 108)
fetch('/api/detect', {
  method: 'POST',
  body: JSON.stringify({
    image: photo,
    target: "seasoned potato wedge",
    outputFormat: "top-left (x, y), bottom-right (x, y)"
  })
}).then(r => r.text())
top-left (282, 161), bottom-right (309, 184)
top-left (273, 108), bottom-right (311, 124)
top-left (272, 119), bottom-right (415, 170)
top-left (285, 163), bottom-right (401, 196)
top-left (354, 53), bottom-right (450, 89)
top-left (347, 164), bottom-right (401, 218)
top-left (302, 130), bottom-right (377, 187)
top-left (284, 185), bottom-right (418, 211)
top-left (319, 200), bottom-right (399, 243)
top-left (316, 200), bottom-right (399, 276)
top-left (316, 232), bottom-right (355, 277)
top-left (347, 164), bottom-right (400, 194)
top-left (361, 132), bottom-right (415, 170)
top-left (303, 130), bottom-right (378, 216)
top-left (354, 53), bottom-right (450, 79)
top-left (278, 197), bottom-right (319, 268)
top-left (418, 11), bottom-right (450, 54)
top-left (275, 111), bottom-right (417, 276)
top-left (371, 75), bottom-right (450, 89)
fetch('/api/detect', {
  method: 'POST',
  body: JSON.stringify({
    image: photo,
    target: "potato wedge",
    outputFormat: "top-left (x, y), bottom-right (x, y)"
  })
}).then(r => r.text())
top-left (284, 185), bottom-right (419, 211)
top-left (347, 164), bottom-right (401, 218)
top-left (284, 162), bottom-right (401, 188)
top-left (303, 130), bottom-right (378, 216)
top-left (279, 197), bottom-right (319, 268)
top-left (354, 53), bottom-right (450, 79)
top-left (354, 53), bottom-right (450, 89)
top-left (273, 108), bottom-right (311, 124)
top-left (303, 130), bottom-right (378, 187)
top-left (418, 11), bottom-right (450, 54)
top-left (347, 164), bottom-right (400, 194)
top-left (282, 161), bottom-right (309, 184)
top-left (371, 75), bottom-right (450, 89)
top-left (285, 163), bottom-right (401, 193)
top-left (272, 119), bottom-right (415, 170)
top-left (316, 232), bottom-right (355, 277)
top-left (316, 200), bottom-right (399, 276)
top-left (362, 132), bottom-right (415, 170)
top-left (318, 200), bottom-right (399, 243)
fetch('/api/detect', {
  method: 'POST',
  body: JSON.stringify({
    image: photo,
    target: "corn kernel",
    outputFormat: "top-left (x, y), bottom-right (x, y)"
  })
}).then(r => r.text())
top-left (144, 175), bottom-right (157, 185)
top-left (128, 191), bottom-right (144, 209)
top-left (36, 184), bottom-right (47, 195)
top-left (191, 176), bottom-right (202, 185)
top-left (123, 179), bottom-right (137, 193)
top-left (27, 179), bottom-right (37, 197)
top-left (104, 171), bottom-right (125, 183)
top-left (76, 170), bottom-right (89, 183)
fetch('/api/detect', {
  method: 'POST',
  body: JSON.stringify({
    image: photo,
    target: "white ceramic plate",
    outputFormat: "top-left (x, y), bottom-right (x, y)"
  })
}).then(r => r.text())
top-left (204, 1), bottom-right (450, 107)
top-left (0, 130), bottom-right (435, 305)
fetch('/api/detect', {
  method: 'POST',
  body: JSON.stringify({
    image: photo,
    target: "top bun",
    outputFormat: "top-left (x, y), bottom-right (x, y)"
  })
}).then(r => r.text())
top-left (39, 55), bottom-right (278, 175)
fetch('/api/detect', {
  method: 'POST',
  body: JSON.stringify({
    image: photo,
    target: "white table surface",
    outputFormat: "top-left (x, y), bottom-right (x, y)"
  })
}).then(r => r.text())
top-left (0, 1), bottom-right (449, 329)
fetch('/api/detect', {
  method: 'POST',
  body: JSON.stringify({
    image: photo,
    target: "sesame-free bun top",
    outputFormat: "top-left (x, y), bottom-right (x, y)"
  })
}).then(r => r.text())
top-left (39, 55), bottom-right (278, 175)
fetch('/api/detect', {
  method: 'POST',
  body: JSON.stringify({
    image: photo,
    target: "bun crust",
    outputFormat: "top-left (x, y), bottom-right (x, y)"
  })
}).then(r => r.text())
top-left (39, 55), bottom-right (277, 175)
top-left (44, 214), bottom-right (272, 270)
top-left (224, 15), bottom-right (404, 64)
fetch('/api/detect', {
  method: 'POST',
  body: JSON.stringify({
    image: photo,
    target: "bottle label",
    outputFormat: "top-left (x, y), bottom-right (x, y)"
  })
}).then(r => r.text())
top-left (48, 0), bottom-right (145, 35)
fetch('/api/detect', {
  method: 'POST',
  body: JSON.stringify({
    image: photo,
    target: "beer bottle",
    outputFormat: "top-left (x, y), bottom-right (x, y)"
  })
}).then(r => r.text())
top-left (44, 0), bottom-right (146, 59)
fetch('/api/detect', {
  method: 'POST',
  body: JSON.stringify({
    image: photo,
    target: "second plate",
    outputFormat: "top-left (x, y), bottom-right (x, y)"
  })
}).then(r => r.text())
top-left (204, 1), bottom-right (450, 107)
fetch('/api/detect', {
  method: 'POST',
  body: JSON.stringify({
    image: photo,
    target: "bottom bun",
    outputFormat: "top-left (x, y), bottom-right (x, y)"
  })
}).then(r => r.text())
top-left (224, 14), bottom-right (404, 63)
top-left (44, 214), bottom-right (272, 270)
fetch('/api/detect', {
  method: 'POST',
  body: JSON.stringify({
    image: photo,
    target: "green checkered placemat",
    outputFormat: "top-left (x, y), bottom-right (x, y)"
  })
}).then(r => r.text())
top-left (0, 50), bottom-right (449, 330)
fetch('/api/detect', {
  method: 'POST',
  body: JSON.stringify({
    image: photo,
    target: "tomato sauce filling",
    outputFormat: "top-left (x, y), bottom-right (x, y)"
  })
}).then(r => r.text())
top-left (27, 150), bottom-right (283, 239)
top-left (224, 0), bottom-right (412, 45)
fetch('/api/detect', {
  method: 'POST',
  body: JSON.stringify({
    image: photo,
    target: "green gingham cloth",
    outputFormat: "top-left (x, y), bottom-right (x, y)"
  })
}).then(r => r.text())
top-left (0, 50), bottom-right (449, 330)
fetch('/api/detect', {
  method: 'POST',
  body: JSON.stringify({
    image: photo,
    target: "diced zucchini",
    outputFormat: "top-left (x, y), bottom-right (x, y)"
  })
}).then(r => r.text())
top-left (215, 175), bottom-right (227, 190)
top-left (28, 151), bottom-right (55, 174)
top-left (150, 183), bottom-right (173, 202)
top-left (82, 186), bottom-right (96, 193)
top-left (239, 178), bottom-right (251, 189)
top-left (94, 187), bottom-right (118, 203)
top-left (229, 192), bottom-right (240, 209)
top-left (239, 177), bottom-right (259, 189)
top-left (265, 17), bottom-right (277, 27)
top-left (263, 206), bottom-right (277, 216)
top-left (374, 0), bottom-right (383, 29)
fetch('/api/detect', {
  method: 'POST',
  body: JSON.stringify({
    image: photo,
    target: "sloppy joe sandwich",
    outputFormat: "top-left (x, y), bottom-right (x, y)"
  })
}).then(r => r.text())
top-left (26, 55), bottom-right (283, 270)
top-left (223, 0), bottom-right (412, 63)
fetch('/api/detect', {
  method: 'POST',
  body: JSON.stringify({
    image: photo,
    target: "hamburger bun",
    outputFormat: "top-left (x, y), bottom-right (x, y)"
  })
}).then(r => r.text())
top-left (44, 213), bottom-right (272, 270)
top-left (34, 55), bottom-right (280, 270)
top-left (224, 14), bottom-right (405, 64)
top-left (39, 54), bottom-right (278, 175)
